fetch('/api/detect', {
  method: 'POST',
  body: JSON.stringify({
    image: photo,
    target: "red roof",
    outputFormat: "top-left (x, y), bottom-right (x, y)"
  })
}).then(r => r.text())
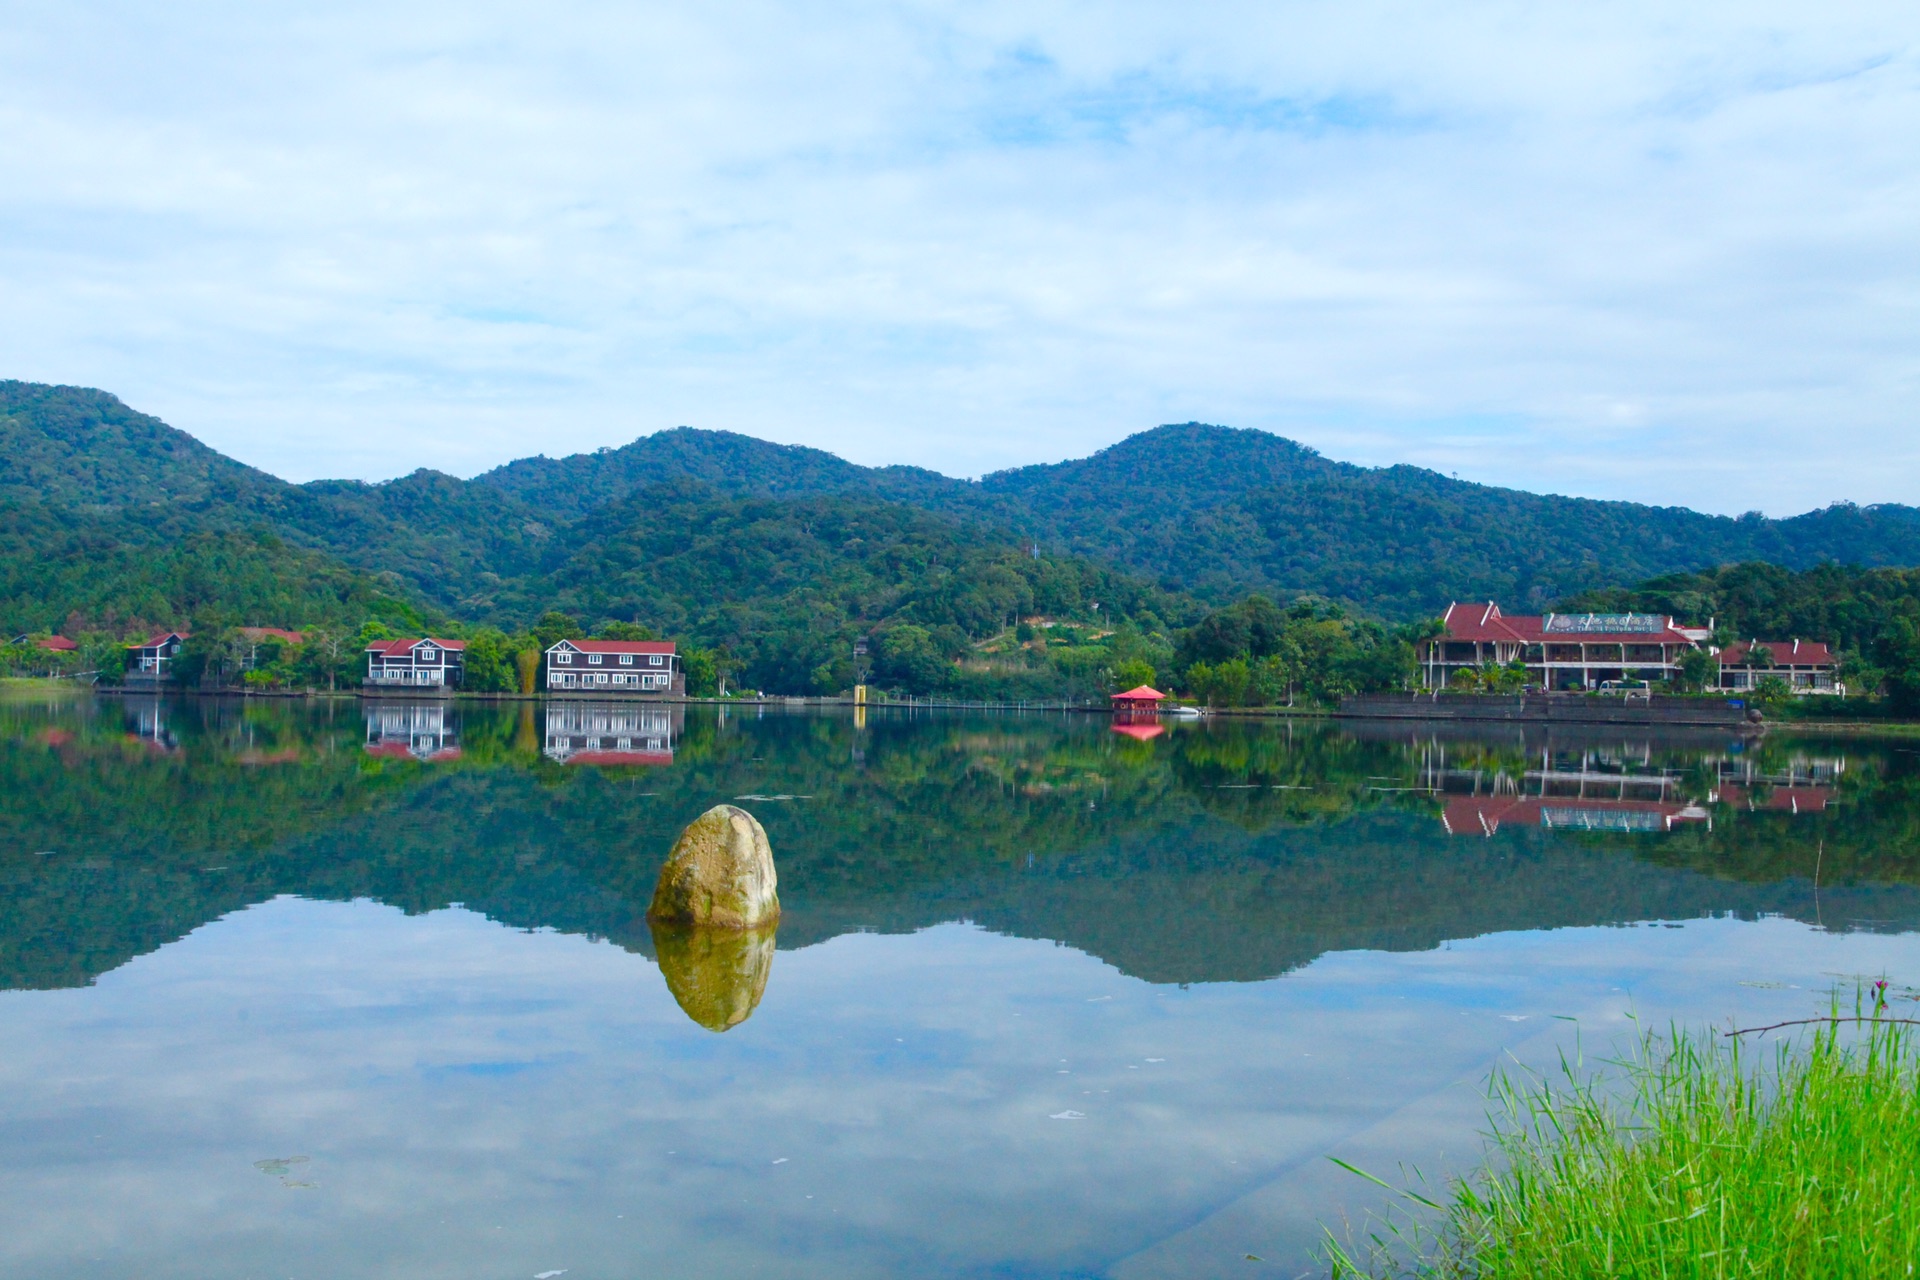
top-left (550, 639), bottom-right (677, 656)
top-left (558, 750), bottom-right (674, 766)
top-left (364, 741), bottom-right (463, 761)
top-left (1111, 685), bottom-right (1167, 702)
top-left (129, 630), bottom-right (188, 649)
top-left (36, 635), bottom-right (78, 651)
top-left (365, 637), bottom-right (467, 656)
top-left (1440, 603), bottom-right (1693, 645)
top-left (1720, 639), bottom-right (1835, 667)
top-left (239, 627), bottom-right (305, 644)
top-left (1717, 784), bottom-right (1832, 813)
top-left (1441, 795), bottom-right (1710, 835)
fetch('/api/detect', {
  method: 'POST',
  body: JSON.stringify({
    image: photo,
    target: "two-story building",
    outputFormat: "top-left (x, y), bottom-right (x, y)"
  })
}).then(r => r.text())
top-left (363, 638), bottom-right (466, 692)
top-left (1423, 603), bottom-right (1848, 694)
top-left (544, 640), bottom-right (682, 696)
top-left (1717, 639), bottom-right (1844, 694)
top-left (1423, 604), bottom-right (1700, 691)
top-left (125, 630), bottom-right (189, 685)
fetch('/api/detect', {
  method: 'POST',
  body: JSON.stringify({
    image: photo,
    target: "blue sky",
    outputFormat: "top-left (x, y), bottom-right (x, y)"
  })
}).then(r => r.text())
top-left (1, 1), bottom-right (1916, 513)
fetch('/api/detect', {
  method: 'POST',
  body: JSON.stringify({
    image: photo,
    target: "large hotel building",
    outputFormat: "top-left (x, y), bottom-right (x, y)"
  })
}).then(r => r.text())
top-left (1423, 602), bottom-right (1841, 694)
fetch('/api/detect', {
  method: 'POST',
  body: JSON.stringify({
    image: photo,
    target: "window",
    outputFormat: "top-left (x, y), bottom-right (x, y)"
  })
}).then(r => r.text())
top-left (420, 646), bottom-right (436, 661)
top-left (589, 654), bottom-right (602, 665)
top-left (620, 654), bottom-right (633, 665)
top-left (649, 655), bottom-right (663, 666)
top-left (555, 651), bottom-right (571, 664)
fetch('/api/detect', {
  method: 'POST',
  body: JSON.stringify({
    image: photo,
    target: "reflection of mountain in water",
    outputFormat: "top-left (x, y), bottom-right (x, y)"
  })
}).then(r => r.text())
top-left (3, 699), bottom-right (1919, 992)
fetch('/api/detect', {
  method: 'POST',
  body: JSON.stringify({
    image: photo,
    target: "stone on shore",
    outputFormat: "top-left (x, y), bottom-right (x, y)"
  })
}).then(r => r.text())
top-left (647, 804), bottom-right (780, 928)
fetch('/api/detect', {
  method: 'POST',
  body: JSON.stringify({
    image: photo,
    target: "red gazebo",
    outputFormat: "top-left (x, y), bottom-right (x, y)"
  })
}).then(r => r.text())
top-left (1111, 685), bottom-right (1168, 714)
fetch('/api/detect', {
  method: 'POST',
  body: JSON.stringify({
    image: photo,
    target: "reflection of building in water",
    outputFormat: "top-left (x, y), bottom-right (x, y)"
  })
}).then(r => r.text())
top-left (1443, 795), bottom-right (1712, 836)
top-left (543, 702), bottom-right (683, 765)
top-left (124, 700), bottom-right (179, 752)
top-left (364, 704), bottom-right (461, 761)
top-left (1423, 740), bottom-right (1842, 836)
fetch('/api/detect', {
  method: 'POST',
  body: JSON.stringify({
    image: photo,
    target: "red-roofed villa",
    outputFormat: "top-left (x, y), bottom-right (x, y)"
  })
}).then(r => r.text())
top-left (364, 638), bottom-right (466, 690)
top-left (126, 630), bottom-right (189, 684)
top-left (545, 639), bottom-right (683, 696)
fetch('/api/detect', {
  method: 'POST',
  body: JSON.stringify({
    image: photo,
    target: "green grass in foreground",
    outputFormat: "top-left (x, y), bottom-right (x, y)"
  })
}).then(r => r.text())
top-left (1329, 1004), bottom-right (1920, 1278)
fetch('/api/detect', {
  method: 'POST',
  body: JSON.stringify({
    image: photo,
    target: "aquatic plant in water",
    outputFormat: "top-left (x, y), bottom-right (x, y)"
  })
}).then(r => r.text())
top-left (1326, 991), bottom-right (1920, 1278)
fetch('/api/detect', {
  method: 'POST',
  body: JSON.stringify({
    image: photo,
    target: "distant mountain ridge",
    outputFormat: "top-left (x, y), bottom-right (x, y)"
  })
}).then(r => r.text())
top-left (6, 380), bottom-right (1920, 630)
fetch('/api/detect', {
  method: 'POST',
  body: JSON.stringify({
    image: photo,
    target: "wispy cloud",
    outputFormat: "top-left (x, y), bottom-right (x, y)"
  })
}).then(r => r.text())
top-left (0, 1), bottom-right (1916, 513)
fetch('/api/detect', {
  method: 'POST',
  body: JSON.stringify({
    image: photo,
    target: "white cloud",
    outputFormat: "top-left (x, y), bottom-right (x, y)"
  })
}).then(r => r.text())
top-left (0, 0), bottom-right (1916, 512)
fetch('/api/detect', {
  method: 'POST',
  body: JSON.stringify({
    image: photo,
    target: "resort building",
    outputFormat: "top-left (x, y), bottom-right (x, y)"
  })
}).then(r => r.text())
top-left (1424, 603), bottom-right (1846, 694)
top-left (125, 630), bottom-right (189, 684)
top-left (542, 702), bottom-right (681, 764)
top-left (1423, 604), bottom-right (1700, 691)
top-left (364, 638), bottom-right (466, 689)
top-left (1716, 639), bottom-right (1843, 694)
top-left (544, 639), bottom-right (682, 696)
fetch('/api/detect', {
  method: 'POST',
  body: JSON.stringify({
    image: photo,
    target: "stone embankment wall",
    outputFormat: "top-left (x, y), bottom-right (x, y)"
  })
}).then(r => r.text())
top-left (1339, 692), bottom-right (1757, 727)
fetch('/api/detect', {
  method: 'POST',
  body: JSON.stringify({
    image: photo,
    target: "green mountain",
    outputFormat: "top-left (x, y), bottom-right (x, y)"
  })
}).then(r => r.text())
top-left (6, 380), bottom-right (1920, 670)
top-left (478, 420), bottom-right (1920, 613)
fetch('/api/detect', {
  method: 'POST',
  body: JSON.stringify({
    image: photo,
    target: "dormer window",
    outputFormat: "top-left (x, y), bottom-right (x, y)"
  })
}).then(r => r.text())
top-left (620, 654), bottom-right (633, 665)
top-left (588, 653), bottom-right (602, 665)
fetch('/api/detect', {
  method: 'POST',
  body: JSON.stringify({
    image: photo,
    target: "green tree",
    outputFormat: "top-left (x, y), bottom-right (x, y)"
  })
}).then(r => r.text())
top-left (532, 611), bottom-right (584, 651)
top-left (1676, 647), bottom-right (1717, 693)
top-left (461, 628), bottom-right (518, 693)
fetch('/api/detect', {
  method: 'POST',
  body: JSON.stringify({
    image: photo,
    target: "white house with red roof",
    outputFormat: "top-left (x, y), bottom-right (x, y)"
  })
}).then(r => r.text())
top-left (364, 637), bottom-right (466, 690)
top-left (545, 639), bottom-right (682, 696)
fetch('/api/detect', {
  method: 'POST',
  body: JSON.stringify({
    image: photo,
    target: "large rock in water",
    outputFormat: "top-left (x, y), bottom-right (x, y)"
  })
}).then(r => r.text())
top-left (647, 804), bottom-right (780, 928)
top-left (650, 922), bottom-right (775, 1031)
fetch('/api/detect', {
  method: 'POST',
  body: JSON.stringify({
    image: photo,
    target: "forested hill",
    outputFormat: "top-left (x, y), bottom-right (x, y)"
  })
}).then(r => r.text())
top-left (477, 418), bottom-right (1920, 613)
top-left (8, 380), bottom-right (1920, 635)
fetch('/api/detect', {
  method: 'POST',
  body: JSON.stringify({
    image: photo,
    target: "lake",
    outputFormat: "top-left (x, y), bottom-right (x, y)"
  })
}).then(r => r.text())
top-left (3, 694), bottom-right (1918, 1279)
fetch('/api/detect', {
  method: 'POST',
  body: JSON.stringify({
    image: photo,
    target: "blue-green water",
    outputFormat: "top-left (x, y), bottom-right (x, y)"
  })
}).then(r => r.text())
top-left (3, 695), bottom-right (1919, 1278)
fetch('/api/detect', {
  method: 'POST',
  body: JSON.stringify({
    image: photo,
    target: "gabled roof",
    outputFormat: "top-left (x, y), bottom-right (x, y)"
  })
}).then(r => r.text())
top-left (1720, 639), bottom-right (1835, 667)
top-left (128, 630), bottom-right (189, 650)
top-left (365, 637), bottom-right (467, 656)
top-left (1111, 685), bottom-right (1166, 701)
top-left (36, 635), bottom-right (78, 651)
top-left (239, 627), bottom-right (305, 644)
top-left (548, 639), bottom-right (677, 656)
top-left (1440, 603), bottom-right (1694, 645)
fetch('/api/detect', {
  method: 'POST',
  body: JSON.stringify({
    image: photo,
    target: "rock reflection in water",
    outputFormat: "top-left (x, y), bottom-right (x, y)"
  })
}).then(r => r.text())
top-left (649, 921), bottom-right (776, 1031)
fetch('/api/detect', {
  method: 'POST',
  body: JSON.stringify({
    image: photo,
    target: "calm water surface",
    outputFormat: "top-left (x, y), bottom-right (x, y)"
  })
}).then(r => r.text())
top-left (4, 695), bottom-right (1920, 1278)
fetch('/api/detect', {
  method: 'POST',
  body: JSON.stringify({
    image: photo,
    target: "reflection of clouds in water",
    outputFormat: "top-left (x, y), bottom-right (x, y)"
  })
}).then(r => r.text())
top-left (0, 900), bottom-right (1914, 1278)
